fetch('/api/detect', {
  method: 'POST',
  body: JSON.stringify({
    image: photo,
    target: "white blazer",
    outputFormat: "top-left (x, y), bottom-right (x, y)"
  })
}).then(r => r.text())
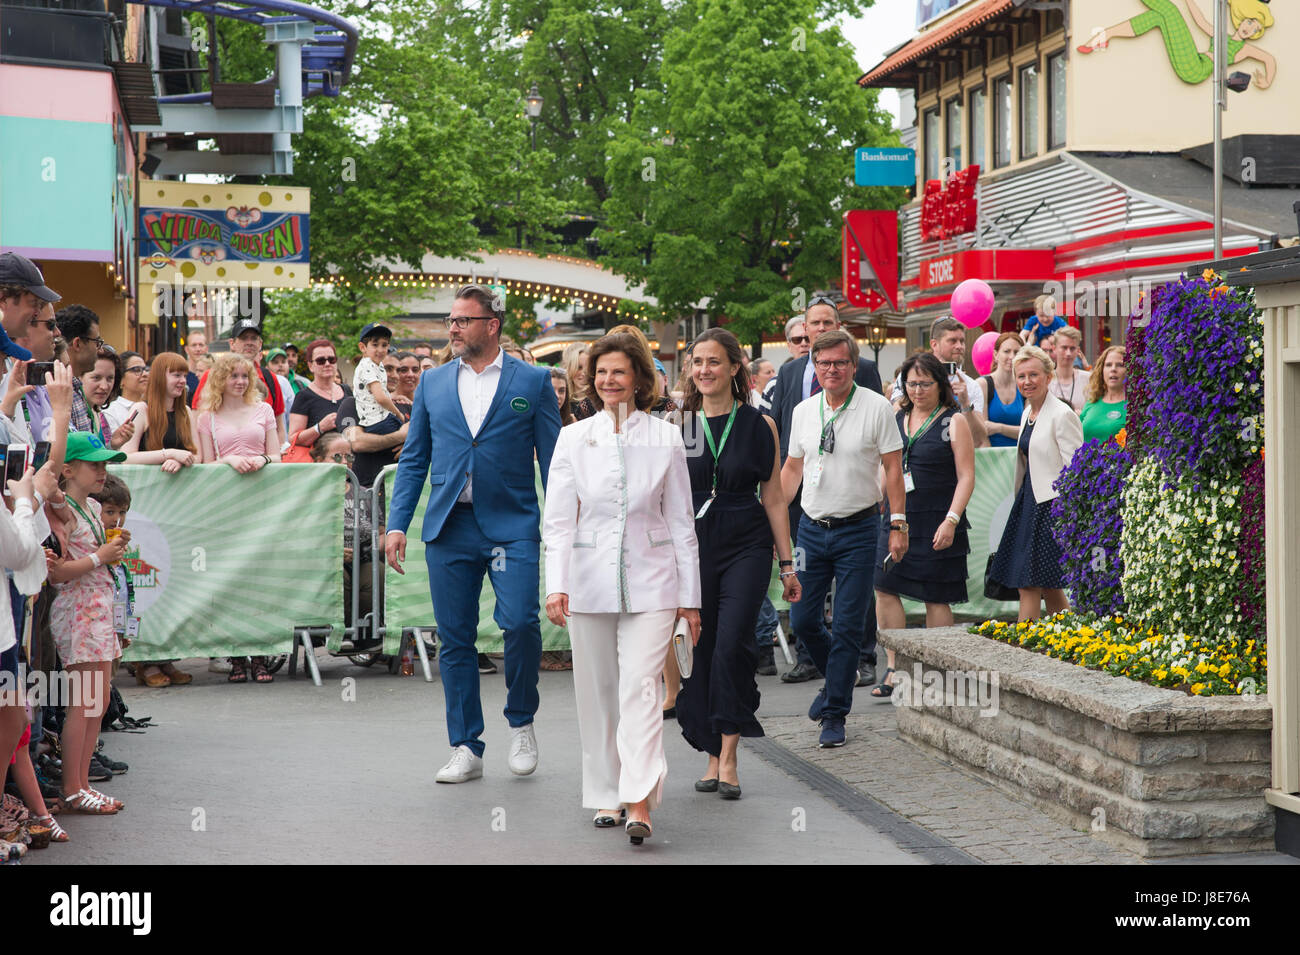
top-left (543, 409), bottom-right (701, 614)
top-left (1014, 394), bottom-right (1084, 504)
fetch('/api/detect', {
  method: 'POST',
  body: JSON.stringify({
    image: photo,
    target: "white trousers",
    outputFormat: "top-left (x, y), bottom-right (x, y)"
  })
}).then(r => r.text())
top-left (568, 609), bottom-right (676, 811)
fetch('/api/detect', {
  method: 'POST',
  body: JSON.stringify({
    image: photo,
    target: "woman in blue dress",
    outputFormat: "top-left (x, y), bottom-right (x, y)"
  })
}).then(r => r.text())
top-left (978, 332), bottom-right (1025, 448)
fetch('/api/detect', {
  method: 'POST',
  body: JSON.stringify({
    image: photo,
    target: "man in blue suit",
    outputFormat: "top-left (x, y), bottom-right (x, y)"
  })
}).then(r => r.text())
top-left (386, 285), bottom-right (562, 784)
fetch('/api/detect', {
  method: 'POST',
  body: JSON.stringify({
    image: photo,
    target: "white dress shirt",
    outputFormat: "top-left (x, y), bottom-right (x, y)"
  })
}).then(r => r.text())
top-left (455, 347), bottom-right (504, 503)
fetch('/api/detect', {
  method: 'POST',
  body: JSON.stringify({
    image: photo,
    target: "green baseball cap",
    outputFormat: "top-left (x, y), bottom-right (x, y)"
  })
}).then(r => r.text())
top-left (266, 348), bottom-right (288, 361)
top-left (65, 431), bottom-right (127, 463)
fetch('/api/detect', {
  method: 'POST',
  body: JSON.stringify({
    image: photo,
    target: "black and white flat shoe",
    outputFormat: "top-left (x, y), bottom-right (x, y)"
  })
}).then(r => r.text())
top-left (593, 809), bottom-right (626, 828)
top-left (626, 818), bottom-right (652, 845)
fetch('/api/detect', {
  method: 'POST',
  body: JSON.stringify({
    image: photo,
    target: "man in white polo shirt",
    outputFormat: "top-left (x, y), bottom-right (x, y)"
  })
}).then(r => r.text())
top-left (781, 329), bottom-right (908, 749)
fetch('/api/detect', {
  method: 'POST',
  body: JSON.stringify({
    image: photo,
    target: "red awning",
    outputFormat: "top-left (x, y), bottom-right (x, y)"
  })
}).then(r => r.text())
top-left (858, 0), bottom-right (1014, 88)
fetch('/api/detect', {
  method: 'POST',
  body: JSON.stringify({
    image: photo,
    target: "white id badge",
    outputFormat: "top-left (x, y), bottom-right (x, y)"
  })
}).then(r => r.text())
top-left (125, 616), bottom-right (140, 641)
top-left (807, 458), bottom-right (823, 488)
top-left (903, 469), bottom-right (916, 493)
top-left (113, 603), bottom-right (127, 631)
top-left (695, 497), bottom-right (713, 519)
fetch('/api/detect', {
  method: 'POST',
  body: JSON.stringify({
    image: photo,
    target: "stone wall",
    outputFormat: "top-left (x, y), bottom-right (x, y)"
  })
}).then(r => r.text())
top-left (878, 626), bottom-right (1274, 857)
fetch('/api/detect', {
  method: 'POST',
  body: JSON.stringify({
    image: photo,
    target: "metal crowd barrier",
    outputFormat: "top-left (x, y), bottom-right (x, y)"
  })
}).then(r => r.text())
top-left (285, 468), bottom-right (436, 686)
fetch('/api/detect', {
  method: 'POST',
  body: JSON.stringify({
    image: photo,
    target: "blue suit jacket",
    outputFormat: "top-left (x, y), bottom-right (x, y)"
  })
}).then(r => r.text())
top-left (387, 353), bottom-right (562, 543)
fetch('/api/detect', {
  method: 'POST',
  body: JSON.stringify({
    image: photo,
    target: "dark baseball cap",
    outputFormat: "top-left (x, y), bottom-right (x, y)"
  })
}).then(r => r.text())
top-left (359, 322), bottom-right (392, 342)
top-left (229, 319), bottom-right (262, 339)
top-left (0, 252), bottom-right (60, 302)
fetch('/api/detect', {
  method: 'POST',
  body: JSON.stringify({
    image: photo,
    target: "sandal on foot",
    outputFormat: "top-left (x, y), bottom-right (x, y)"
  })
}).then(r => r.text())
top-left (89, 789), bottom-right (124, 811)
top-left (136, 666), bottom-right (170, 688)
top-left (252, 658), bottom-right (273, 683)
top-left (33, 815), bottom-right (68, 843)
top-left (160, 663), bottom-right (192, 685)
top-left (228, 659), bottom-right (248, 683)
top-left (870, 667), bottom-right (896, 699)
top-left (61, 790), bottom-right (118, 815)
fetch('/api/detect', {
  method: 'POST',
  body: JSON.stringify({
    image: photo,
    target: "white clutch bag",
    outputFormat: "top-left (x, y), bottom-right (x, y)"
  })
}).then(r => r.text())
top-left (672, 615), bottom-right (694, 679)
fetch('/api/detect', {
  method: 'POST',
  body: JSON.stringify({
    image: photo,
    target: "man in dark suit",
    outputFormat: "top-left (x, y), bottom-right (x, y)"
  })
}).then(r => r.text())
top-left (765, 296), bottom-right (883, 686)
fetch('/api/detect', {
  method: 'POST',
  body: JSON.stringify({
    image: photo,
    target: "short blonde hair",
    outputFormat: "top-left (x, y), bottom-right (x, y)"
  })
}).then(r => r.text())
top-left (1034, 293), bottom-right (1057, 315)
top-left (1012, 344), bottom-right (1054, 378)
top-left (1054, 325), bottom-right (1082, 346)
top-left (201, 353), bottom-right (264, 414)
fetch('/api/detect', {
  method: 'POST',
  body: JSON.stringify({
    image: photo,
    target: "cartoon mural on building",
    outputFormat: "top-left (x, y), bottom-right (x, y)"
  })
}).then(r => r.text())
top-left (1078, 0), bottom-right (1275, 90)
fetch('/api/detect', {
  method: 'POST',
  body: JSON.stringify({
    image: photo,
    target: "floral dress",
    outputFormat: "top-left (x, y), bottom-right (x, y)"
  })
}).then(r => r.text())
top-left (51, 498), bottom-right (119, 666)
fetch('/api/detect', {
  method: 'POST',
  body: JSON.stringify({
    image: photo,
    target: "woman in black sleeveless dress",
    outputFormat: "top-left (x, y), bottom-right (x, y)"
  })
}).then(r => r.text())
top-left (871, 353), bottom-right (974, 698)
top-left (677, 329), bottom-right (800, 799)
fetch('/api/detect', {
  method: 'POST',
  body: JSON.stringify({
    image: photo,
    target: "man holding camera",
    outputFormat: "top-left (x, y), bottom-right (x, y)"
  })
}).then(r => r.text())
top-left (890, 316), bottom-right (988, 447)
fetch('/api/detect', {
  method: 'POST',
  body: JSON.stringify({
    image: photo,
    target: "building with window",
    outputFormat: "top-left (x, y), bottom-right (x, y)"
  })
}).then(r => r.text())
top-left (859, 0), bottom-right (1299, 358)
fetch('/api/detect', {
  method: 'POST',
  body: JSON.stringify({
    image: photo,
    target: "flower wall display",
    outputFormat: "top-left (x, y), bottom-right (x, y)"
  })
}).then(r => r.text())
top-left (1121, 460), bottom-right (1246, 646)
top-left (1051, 439), bottom-right (1132, 618)
top-left (975, 270), bottom-right (1267, 695)
top-left (1137, 273), bottom-right (1263, 481)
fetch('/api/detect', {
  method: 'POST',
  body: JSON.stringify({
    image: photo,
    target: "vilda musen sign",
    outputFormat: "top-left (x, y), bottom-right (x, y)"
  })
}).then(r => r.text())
top-left (138, 206), bottom-right (308, 264)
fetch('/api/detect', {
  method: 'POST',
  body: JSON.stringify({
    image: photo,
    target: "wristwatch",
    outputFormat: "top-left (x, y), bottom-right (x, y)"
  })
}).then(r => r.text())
top-left (890, 520), bottom-right (910, 534)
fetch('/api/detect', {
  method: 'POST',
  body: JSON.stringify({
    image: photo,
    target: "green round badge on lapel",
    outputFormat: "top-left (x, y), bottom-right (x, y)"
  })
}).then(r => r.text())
top-left (510, 397), bottom-right (530, 413)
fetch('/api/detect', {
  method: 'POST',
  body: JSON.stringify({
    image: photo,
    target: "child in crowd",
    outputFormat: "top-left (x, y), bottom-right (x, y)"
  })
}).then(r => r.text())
top-left (352, 322), bottom-right (405, 440)
top-left (90, 474), bottom-right (136, 677)
top-left (46, 433), bottom-right (129, 816)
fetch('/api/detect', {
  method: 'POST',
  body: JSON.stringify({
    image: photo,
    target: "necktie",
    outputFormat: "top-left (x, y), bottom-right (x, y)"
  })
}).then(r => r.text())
top-left (810, 376), bottom-right (822, 396)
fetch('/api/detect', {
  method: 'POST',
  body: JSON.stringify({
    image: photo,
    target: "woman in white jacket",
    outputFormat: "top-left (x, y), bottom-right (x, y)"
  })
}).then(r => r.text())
top-left (544, 334), bottom-right (701, 846)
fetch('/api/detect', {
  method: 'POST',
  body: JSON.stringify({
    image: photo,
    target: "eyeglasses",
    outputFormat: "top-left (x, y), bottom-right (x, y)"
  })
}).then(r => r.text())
top-left (329, 452), bottom-right (354, 464)
top-left (447, 316), bottom-right (494, 329)
top-left (124, 365), bottom-right (147, 375)
top-left (86, 337), bottom-right (107, 350)
top-left (312, 355), bottom-right (338, 365)
top-left (29, 319), bottom-right (56, 330)
top-left (813, 359), bottom-right (853, 372)
top-left (807, 294), bottom-right (838, 311)
top-left (905, 380), bottom-right (937, 390)
top-left (788, 335), bottom-right (809, 345)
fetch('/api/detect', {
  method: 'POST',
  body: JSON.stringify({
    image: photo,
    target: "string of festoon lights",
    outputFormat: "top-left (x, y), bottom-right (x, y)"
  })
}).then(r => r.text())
top-left (312, 259), bottom-right (650, 317)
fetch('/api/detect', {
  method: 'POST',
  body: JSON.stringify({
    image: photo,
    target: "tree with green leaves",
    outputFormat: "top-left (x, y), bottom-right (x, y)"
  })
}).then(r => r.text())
top-left (600, 0), bottom-right (903, 348)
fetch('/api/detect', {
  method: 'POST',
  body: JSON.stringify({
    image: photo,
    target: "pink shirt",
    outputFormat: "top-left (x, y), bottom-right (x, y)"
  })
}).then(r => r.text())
top-left (197, 402), bottom-right (276, 458)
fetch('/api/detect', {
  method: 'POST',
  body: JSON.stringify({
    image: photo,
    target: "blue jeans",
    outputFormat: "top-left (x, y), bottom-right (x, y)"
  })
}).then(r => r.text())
top-left (789, 514), bottom-right (877, 720)
top-left (425, 505), bottom-right (542, 757)
top-left (791, 511), bottom-right (878, 669)
top-left (754, 595), bottom-right (778, 651)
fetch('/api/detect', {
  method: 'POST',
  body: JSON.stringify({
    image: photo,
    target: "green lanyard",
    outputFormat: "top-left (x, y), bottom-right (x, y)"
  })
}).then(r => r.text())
top-left (701, 401), bottom-right (738, 498)
top-left (68, 498), bottom-right (106, 547)
top-left (818, 384), bottom-right (856, 455)
top-left (902, 405), bottom-right (943, 470)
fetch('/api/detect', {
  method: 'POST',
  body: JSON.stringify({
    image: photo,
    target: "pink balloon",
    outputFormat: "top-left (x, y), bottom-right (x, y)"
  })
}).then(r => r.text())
top-left (951, 279), bottom-right (995, 329)
top-left (971, 331), bottom-right (999, 376)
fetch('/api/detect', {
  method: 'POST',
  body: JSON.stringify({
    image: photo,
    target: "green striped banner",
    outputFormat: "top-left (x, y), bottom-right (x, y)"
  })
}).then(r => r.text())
top-left (380, 463), bottom-right (568, 655)
top-left (114, 464), bottom-right (344, 660)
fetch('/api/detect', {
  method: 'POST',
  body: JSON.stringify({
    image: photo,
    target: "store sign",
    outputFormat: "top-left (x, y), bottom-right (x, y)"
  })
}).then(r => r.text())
top-left (921, 165), bottom-right (980, 241)
top-left (842, 210), bottom-right (899, 311)
top-left (917, 248), bottom-right (1054, 291)
top-left (855, 147), bottom-right (916, 187)
top-left (139, 206), bottom-right (308, 264)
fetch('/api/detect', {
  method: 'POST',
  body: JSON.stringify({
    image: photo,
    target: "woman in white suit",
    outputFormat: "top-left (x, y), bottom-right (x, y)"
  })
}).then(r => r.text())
top-left (987, 344), bottom-right (1083, 622)
top-left (544, 333), bottom-right (701, 846)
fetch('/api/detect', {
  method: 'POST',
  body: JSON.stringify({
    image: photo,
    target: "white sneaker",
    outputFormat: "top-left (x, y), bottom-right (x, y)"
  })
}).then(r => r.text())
top-left (507, 724), bottom-right (538, 776)
top-left (435, 745), bottom-right (483, 784)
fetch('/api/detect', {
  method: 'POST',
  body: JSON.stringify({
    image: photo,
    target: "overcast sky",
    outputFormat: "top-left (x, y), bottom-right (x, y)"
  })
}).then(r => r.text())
top-left (838, 0), bottom-right (924, 128)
